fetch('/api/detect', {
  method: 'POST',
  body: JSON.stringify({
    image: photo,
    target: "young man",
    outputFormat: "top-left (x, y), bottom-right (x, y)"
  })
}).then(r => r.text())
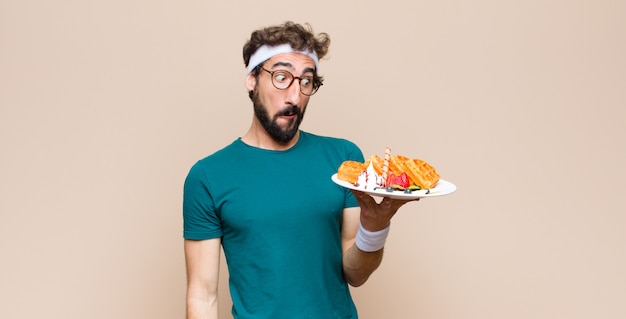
top-left (183, 21), bottom-right (415, 319)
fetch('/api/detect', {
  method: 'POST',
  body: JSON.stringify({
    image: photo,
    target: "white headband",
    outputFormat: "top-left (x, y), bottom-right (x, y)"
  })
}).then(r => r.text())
top-left (246, 43), bottom-right (319, 74)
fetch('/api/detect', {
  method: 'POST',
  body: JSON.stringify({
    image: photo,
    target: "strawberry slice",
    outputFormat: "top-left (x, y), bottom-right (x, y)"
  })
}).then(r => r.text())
top-left (386, 172), bottom-right (410, 188)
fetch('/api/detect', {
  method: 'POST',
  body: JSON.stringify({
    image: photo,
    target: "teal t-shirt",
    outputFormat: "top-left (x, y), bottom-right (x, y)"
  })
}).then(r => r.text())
top-left (183, 131), bottom-right (364, 319)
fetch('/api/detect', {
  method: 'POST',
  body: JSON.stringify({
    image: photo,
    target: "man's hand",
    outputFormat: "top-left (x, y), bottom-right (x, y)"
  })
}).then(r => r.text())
top-left (350, 190), bottom-right (417, 231)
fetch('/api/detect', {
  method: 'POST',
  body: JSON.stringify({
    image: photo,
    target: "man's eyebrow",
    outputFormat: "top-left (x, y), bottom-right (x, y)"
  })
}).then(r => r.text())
top-left (270, 62), bottom-right (316, 76)
top-left (302, 67), bottom-right (316, 75)
top-left (270, 61), bottom-right (294, 69)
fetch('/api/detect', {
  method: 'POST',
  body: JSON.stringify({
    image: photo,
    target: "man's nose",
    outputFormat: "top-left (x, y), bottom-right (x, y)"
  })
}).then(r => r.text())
top-left (285, 80), bottom-right (302, 104)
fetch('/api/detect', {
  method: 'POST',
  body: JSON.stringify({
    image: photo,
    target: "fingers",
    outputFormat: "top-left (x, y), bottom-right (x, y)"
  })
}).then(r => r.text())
top-left (351, 190), bottom-right (418, 208)
top-left (350, 190), bottom-right (377, 210)
top-left (380, 196), bottom-right (418, 211)
top-left (351, 190), bottom-right (418, 217)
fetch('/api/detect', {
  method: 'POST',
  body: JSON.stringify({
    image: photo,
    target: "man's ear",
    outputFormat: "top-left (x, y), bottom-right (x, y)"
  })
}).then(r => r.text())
top-left (245, 73), bottom-right (256, 91)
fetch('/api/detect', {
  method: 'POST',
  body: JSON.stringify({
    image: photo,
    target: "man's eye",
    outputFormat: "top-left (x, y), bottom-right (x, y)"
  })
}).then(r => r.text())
top-left (300, 78), bottom-right (312, 87)
top-left (274, 73), bottom-right (288, 82)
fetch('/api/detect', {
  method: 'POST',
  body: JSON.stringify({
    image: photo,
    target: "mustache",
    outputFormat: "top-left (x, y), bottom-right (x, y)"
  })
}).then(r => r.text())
top-left (275, 105), bottom-right (301, 117)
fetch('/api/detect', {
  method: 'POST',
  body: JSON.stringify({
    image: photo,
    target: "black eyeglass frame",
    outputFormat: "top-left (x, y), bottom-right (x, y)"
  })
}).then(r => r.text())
top-left (261, 68), bottom-right (323, 96)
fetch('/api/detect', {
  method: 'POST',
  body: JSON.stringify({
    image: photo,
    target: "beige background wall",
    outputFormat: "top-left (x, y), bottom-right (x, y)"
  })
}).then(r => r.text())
top-left (1, 0), bottom-right (625, 318)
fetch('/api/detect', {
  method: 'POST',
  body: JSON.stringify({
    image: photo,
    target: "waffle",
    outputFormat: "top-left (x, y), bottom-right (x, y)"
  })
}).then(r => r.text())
top-left (394, 156), bottom-right (440, 189)
top-left (337, 160), bottom-right (366, 184)
top-left (363, 155), bottom-right (384, 175)
top-left (388, 155), bottom-right (407, 176)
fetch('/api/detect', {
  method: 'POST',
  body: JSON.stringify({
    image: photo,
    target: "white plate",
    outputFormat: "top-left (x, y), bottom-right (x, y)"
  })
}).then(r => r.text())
top-left (331, 174), bottom-right (456, 199)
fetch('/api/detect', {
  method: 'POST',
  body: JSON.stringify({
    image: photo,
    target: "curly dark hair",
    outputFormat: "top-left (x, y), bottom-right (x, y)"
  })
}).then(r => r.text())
top-left (243, 21), bottom-right (331, 73)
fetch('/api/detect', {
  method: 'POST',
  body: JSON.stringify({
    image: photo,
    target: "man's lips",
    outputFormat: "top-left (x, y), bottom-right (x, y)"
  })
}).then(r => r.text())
top-left (276, 106), bottom-right (300, 118)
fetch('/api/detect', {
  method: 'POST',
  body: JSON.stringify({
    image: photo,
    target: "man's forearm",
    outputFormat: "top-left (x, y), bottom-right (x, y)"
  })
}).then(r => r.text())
top-left (187, 290), bottom-right (218, 319)
top-left (342, 244), bottom-right (384, 287)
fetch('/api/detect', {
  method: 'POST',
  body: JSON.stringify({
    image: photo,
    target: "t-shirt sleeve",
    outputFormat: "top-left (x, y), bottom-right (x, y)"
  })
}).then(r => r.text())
top-left (182, 161), bottom-right (223, 240)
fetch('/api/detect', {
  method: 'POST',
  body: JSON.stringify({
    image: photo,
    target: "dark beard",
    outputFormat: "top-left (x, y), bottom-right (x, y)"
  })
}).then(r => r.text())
top-left (252, 90), bottom-right (305, 144)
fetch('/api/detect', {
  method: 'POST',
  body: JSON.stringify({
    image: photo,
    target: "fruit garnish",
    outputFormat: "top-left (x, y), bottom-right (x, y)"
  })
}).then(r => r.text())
top-left (386, 172), bottom-right (410, 188)
top-left (379, 184), bottom-right (422, 193)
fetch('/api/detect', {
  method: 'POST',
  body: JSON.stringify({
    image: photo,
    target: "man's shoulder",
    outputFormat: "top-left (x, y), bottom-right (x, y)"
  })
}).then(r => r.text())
top-left (197, 139), bottom-right (242, 161)
top-left (301, 131), bottom-right (358, 148)
top-left (300, 131), bottom-right (363, 161)
top-left (187, 139), bottom-right (244, 175)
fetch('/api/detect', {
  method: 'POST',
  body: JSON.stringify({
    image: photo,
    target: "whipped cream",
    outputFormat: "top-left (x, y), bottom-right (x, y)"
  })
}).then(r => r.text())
top-left (355, 162), bottom-right (385, 190)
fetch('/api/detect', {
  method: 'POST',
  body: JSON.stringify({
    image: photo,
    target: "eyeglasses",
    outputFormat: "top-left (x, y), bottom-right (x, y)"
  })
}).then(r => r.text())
top-left (262, 68), bottom-right (322, 96)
